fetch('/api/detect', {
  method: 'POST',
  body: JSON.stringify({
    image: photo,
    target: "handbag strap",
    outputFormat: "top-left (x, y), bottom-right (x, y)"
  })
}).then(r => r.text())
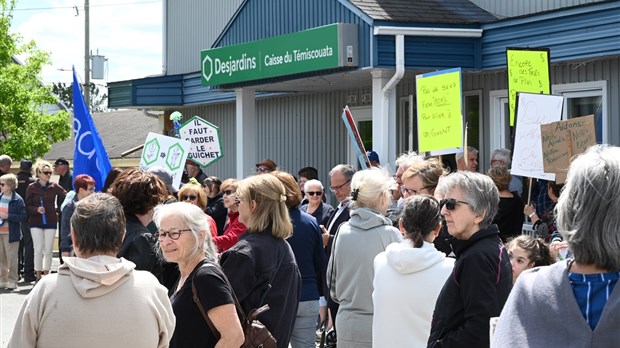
top-left (191, 273), bottom-right (221, 340)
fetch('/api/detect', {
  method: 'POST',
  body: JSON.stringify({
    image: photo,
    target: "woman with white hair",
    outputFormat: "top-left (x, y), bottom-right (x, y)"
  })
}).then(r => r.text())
top-left (428, 171), bottom-right (512, 348)
top-left (492, 145), bottom-right (620, 347)
top-left (154, 202), bottom-right (244, 348)
top-left (327, 168), bottom-right (402, 348)
top-left (300, 179), bottom-right (334, 227)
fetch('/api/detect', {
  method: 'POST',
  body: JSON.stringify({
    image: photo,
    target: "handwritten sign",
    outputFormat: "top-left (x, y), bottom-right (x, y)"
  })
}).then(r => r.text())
top-left (342, 106), bottom-right (370, 169)
top-left (507, 48), bottom-right (551, 126)
top-left (540, 115), bottom-right (596, 183)
top-left (140, 132), bottom-right (191, 191)
top-left (179, 116), bottom-right (223, 168)
top-left (511, 93), bottom-right (563, 181)
top-left (416, 68), bottom-right (463, 153)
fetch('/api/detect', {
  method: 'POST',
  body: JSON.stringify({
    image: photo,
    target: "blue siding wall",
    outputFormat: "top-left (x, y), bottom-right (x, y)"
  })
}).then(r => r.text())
top-left (481, 1), bottom-right (620, 69)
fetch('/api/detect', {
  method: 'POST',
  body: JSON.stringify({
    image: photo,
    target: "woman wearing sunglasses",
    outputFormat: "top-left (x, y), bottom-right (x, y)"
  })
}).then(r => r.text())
top-left (178, 180), bottom-right (218, 240)
top-left (428, 171), bottom-right (512, 348)
top-left (300, 179), bottom-right (334, 227)
top-left (25, 159), bottom-right (66, 281)
top-left (212, 179), bottom-right (246, 252)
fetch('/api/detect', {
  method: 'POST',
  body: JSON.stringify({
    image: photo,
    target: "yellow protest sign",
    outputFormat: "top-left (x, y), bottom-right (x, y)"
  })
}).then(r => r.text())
top-left (416, 68), bottom-right (463, 153)
top-left (507, 48), bottom-right (551, 126)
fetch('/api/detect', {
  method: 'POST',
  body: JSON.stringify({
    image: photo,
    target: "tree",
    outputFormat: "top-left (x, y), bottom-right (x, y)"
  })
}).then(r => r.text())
top-left (0, 0), bottom-right (71, 160)
top-left (52, 82), bottom-right (108, 113)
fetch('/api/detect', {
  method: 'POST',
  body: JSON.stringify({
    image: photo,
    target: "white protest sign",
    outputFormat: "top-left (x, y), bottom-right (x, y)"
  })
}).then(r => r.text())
top-left (140, 132), bottom-right (191, 191)
top-left (179, 116), bottom-right (223, 168)
top-left (511, 93), bottom-right (564, 181)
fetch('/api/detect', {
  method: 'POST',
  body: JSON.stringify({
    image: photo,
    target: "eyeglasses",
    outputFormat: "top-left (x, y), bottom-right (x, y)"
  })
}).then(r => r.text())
top-left (0, 183), bottom-right (5, 187)
top-left (181, 194), bottom-right (197, 201)
top-left (440, 198), bottom-right (470, 211)
top-left (329, 179), bottom-right (351, 193)
top-left (306, 191), bottom-right (322, 196)
top-left (42, 171), bottom-right (53, 175)
top-left (401, 185), bottom-right (433, 196)
top-left (256, 167), bottom-right (269, 173)
top-left (223, 189), bottom-right (235, 196)
top-left (155, 229), bottom-right (191, 241)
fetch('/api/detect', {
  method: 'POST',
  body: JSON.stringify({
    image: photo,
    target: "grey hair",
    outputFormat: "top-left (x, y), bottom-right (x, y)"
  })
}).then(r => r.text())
top-left (556, 145), bottom-right (620, 271)
top-left (71, 193), bottom-right (125, 255)
top-left (303, 179), bottom-right (324, 192)
top-left (329, 164), bottom-right (355, 182)
top-left (455, 146), bottom-right (479, 162)
top-left (491, 148), bottom-right (512, 168)
top-left (153, 202), bottom-right (218, 262)
top-left (436, 171), bottom-right (499, 228)
top-left (0, 154), bottom-right (12, 167)
top-left (350, 168), bottom-right (390, 211)
top-left (395, 151), bottom-right (421, 167)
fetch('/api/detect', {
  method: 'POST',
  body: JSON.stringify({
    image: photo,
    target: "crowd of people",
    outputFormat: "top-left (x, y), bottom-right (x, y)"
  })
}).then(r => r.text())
top-left (1, 144), bottom-right (619, 347)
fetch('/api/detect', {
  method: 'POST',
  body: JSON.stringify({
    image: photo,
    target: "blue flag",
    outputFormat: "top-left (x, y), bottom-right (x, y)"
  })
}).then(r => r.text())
top-left (72, 67), bottom-right (112, 192)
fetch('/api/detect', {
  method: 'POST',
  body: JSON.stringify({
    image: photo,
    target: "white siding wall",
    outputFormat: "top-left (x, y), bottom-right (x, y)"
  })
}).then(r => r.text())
top-left (165, 0), bottom-right (243, 75)
top-left (470, 0), bottom-right (606, 18)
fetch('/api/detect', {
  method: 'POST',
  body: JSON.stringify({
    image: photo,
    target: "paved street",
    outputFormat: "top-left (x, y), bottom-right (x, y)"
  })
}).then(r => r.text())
top-left (0, 257), bottom-right (60, 348)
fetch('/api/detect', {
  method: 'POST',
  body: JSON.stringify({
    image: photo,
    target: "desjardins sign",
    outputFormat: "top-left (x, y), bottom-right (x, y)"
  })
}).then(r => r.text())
top-left (201, 23), bottom-right (358, 86)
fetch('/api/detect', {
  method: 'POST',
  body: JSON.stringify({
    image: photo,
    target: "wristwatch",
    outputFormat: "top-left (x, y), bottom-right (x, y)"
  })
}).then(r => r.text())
top-left (528, 212), bottom-right (535, 218)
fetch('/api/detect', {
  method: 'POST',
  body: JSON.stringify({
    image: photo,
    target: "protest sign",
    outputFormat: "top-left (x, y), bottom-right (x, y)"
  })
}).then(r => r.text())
top-left (511, 93), bottom-right (563, 181)
top-left (506, 48), bottom-right (551, 126)
top-left (415, 68), bottom-right (463, 154)
top-left (179, 116), bottom-right (223, 168)
top-left (540, 115), bottom-right (596, 183)
top-left (140, 132), bottom-right (190, 191)
top-left (342, 106), bottom-right (370, 169)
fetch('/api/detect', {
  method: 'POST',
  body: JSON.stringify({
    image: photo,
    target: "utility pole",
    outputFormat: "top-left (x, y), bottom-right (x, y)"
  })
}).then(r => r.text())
top-left (84, 0), bottom-right (90, 110)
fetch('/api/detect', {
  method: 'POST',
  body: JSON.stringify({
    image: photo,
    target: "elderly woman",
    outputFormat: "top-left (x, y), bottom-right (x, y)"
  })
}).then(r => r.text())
top-left (488, 165), bottom-right (525, 242)
top-left (220, 174), bottom-right (301, 348)
top-left (273, 171), bottom-right (327, 348)
top-left (154, 202), bottom-right (244, 348)
top-left (179, 180), bottom-right (218, 239)
top-left (203, 176), bottom-right (227, 236)
top-left (492, 145), bottom-right (620, 347)
top-left (327, 168), bottom-right (402, 348)
top-left (373, 195), bottom-right (454, 347)
top-left (25, 159), bottom-right (66, 280)
top-left (0, 174), bottom-right (27, 290)
top-left (212, 179), bottom-right (246, 252)
top-left (59, 174), bottom-right (95, 257)
top-left (427, 171), bottom-right (512, 348)
top-left (300, 179), bottom-right (334, 227)
top-left (9, 193), bottom-right (175, 348)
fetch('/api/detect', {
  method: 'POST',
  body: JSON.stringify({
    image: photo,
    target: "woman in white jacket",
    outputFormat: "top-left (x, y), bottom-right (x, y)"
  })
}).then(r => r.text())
top-left (372, 195), bottom-right (455, 348)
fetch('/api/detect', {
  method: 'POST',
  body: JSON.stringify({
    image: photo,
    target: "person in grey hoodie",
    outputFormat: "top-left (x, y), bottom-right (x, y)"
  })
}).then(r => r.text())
top-left (327, 168), bottom-right (402, 348)
top-left (9, 193), bottom-right (175, 348)
top-left (372, 195), bottom-right (454, 348)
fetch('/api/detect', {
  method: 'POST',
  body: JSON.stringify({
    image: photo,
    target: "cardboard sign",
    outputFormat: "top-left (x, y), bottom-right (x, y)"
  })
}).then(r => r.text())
top-left (511, 93), bottom-right (563, 181)
top-left (140, 132), bottom-right (191, 191)
top-left (506, 48), bottom-right (551, 126)
top-left (179, 116), bottom-right (223, 168)
top-left (415, 68), bottom-right (463, 154)
top-left (342, 106), bottom-right (370, 169)
top-left (540, 115), bottom-right (596, 183)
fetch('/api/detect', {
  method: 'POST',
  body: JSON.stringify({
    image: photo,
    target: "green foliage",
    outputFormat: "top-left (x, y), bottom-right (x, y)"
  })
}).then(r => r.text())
top-left (52, 82), bottom-right (108, 113)
top-left (0, 0), bottom-right (71, 159)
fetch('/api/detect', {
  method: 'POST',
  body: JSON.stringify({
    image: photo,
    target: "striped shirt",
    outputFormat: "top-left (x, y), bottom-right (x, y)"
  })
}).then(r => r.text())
top-left (0, 194), bottom-right (10, 234)
top-left (568, 270), bottom-right (620, 330)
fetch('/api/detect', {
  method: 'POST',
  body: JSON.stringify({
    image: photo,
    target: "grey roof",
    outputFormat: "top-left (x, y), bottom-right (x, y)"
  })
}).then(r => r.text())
top-left (45, 109), bottom-right (161, 161)
top-left (349, 0), bottom-right (497, 24)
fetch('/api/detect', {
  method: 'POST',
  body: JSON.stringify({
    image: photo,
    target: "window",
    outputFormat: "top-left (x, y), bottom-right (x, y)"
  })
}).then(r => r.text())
top-left (553, 81), bottom-right (608, 143)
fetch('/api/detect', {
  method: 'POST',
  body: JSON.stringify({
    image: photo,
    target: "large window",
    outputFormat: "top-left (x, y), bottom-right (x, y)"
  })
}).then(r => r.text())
top-left (553, 81), bottom-right (608, 143)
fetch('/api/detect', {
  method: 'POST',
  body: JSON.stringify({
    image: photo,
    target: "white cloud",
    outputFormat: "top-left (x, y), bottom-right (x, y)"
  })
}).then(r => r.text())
top-left (11, 0), bottom-right (162, 85)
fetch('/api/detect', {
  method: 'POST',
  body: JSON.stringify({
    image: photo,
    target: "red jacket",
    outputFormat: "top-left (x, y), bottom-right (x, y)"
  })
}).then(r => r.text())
top-left (213, 211), bottom-right (246, 252)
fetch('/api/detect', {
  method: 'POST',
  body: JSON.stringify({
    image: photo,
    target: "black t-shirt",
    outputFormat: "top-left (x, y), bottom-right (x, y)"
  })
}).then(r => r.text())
top-left (169, 261), bottom-right (235, 348)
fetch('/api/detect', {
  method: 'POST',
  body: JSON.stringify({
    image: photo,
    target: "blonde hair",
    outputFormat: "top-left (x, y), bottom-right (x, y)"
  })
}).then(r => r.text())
top-left (179, 182), bottom-right (207, 208)
top-left (33, 159), bottom-right (53, 176)
top-left (487, 165), bottom-right (511, 192)
top-left (236, 175), bottom-right (292, 239)
top-left (401, 158), bottom-right (447, 194)
top-left (350, 168), bottom-right (390, 211)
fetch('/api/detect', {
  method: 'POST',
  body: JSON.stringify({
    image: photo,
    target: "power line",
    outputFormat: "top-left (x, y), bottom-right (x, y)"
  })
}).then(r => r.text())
top-left (13, 0), bottom-right (160, 12)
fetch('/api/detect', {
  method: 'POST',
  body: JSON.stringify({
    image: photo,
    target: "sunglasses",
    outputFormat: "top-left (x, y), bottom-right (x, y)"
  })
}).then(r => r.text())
top-left (181, 194), bottom-right (197, 201)
top-left (223, 189), bottom-right (236, 196)
top-left (306, 191), bottom-right (322, 196)
top-left (440, 198), bottom-right (470, 211)
top-left (42, 171), bottom-right (53, 175)
top-left (256, 167), bottom-right (269, 173)
top-left (0, 183), bottom-right (5, 186)
top-left (155, 229), bottom-right (191, 241)
top-left (329, 179), bottom-right (351, 193)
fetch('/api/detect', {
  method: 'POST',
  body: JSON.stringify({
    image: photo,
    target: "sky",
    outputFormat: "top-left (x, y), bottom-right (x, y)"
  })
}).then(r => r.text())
top-left (10, 0), bottom-right (162, 86)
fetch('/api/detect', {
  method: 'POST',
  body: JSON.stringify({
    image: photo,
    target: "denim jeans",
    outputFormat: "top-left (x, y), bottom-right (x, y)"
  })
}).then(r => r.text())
top-left (290, 300), bottom-right (320, 348)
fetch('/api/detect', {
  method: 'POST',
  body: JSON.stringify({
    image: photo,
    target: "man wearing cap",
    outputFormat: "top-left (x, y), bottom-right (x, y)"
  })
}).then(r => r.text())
top-left (0, 155), bottom-right (12, 176)
top-left (256, 158), bottom-right (277, 174)
top-left (183, 160), bottom-right (207, 185)
top-left (54, 158), bottom-right (73, 192)
top-left (366, 151), bottom-right (381, 167)
top-left (16, 159), bottom-right (35, 282)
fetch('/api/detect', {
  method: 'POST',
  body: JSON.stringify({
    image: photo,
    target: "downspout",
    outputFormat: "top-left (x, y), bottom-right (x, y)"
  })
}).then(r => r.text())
top-left (162, 0), bottom-right (168, 75)
top-left (382, 34), bottom-right (405, 96)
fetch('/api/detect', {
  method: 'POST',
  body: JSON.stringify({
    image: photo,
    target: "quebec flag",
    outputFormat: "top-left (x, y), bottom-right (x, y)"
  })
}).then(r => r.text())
top-left (72, 67), bottom-right (112, 192)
